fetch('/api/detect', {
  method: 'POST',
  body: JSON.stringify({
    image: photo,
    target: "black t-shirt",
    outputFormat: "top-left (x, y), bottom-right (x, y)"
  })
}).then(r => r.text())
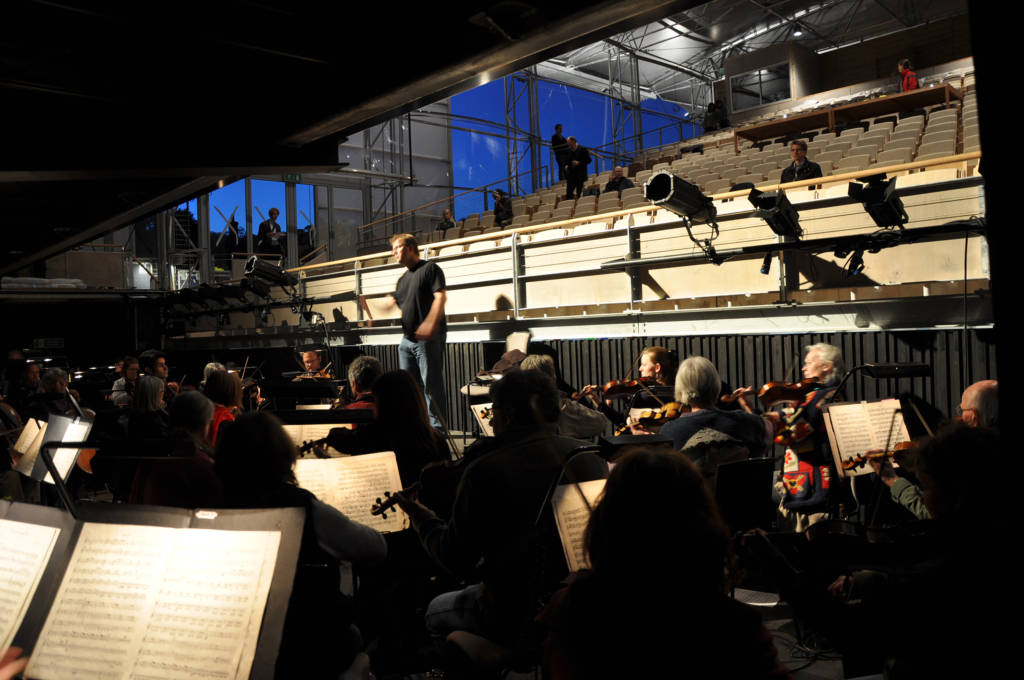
top-left (394, 259), bottom-right (446, 340)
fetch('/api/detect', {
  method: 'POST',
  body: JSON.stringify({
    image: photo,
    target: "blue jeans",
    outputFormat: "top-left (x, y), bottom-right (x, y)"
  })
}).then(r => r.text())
top-left (399, 334), bottom-right (446, 429)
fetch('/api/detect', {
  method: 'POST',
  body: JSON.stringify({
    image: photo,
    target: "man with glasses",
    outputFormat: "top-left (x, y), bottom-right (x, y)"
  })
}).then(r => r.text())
top-left (780, 139), bottom-right (823, 184)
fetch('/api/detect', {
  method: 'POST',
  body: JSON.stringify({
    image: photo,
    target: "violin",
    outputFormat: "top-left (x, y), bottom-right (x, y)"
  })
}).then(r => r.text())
top-left (841, 441), bottom-right (915, 471)
top-left (758, 378), bottom-right (820, 410)
top-left (600, 376), bottom-right (659, 399)
top-left (371, 482), bottom-right (422, 520)
top-left (297, 437), bottom-right (331, 458)
top-left (614, 401), bottom-right (689, 436)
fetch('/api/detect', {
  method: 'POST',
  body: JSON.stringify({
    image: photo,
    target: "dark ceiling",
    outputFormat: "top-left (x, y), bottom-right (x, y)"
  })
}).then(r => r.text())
top-left (1, 0), bottom-right (693, 275)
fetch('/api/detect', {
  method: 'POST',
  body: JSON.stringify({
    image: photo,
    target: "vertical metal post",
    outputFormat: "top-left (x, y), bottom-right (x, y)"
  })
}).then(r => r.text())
top-left (197, 193), bottom-right (212, 282)
top-left (285, 181), bottom-right (298, 268)
top-left (326, 186), bottom-right (336, 260)
top-left (632, 52), bottom-right (643, 158)
top-left (626, 219), bottom-right (642, 305)
top-left (244, 178), bottom-right (254, 254)
top-left (156, 210), bottom-right (170, 290)
top-left (511, 234), bottom-right (524, 315)
top-left (527, 67), bottom-right (541, 194)
top-left (354, 263), bottom-right (363, 323)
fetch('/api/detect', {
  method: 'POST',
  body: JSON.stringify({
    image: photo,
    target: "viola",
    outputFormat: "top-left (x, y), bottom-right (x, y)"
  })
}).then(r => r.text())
top-left (758, 378), bottom-right (820, 410)
top-left (614, 401), bottom-right (689, 436)
top-left (600, 376), bottom-right (659, 399)
top-left (841, 441), bottom-right (915, 471)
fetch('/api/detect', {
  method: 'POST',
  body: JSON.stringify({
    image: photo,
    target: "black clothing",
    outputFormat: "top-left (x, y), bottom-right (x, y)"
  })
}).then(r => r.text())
top-left (780, 159), bottom-right (823, 183)
top-left (603, 176), bottom-right (635, 194)
top-left (552, 133), bottom-right (570, 181)
top-left (257, 218), bottom-right (284, 254)
top-left (22, 392), bottom-right (74, 422)
top-left (413, 426), bottom-right (601, 641)
top-left (393, 259), bottom-right (446, 341)
top-left (436, 216), bottom-right (456, 237)
top-left (564, 145), bottom-right (591, 199)
top-left (326, 421), bottom-right (447, 487)
top-left (494, 197), bottom-right (514, 227)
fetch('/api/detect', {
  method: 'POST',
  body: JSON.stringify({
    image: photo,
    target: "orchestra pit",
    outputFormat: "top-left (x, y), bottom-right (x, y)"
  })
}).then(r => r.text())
top-left (0, 1), bottom-right (1012, 678)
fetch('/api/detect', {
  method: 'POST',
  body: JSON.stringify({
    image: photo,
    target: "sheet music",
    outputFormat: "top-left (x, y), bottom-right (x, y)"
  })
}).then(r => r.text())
top-left (43, 420), bottom-right (91, 485)
top-left (12, 418), bottom-right (43, 456)
top-left (294, 452), bottom-right (406, 533)
top-left (13, 421), bottom-right (47, 476)
top-left (825, 399), bottom-right (910, 477)
top-left (471, 403), bottom-right (495, 437)
top-left (26, 523), bottom-right (280, 680)
top-left (552, 479), bottom-right (606, 573)
top-left (0, 519), bottom-right (60, 650)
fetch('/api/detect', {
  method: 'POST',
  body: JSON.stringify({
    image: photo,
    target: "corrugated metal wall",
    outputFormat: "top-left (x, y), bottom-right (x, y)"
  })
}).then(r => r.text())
top-left (362, 329), bottom-right (996, 434)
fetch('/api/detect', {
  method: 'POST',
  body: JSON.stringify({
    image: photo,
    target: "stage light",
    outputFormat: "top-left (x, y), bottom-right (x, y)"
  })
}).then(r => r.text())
top-left (848, 174), bottom-right (908, 230)
top-left (244, 256), bottom-right (298, 288)
top-left (749, 188), bottom-right (802, 238)
top-left (644, 171), bottom-right (722, 263)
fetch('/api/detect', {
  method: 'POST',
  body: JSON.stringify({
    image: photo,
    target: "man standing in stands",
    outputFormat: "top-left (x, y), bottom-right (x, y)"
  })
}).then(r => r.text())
top-left (385, 233), bottom-right (447, 429)
top-left (564, 136), bottom-right (591, 200)
top-left (603, 166), bottom-right (635, 195)
top-left (551, 124), bottom-right (570, 181)
top-left (898, 59), bottom-right (918, 92)
top-left (257, 207), bottom-right (284, 255)
top-left (780, 140), bottom-right (823, 184)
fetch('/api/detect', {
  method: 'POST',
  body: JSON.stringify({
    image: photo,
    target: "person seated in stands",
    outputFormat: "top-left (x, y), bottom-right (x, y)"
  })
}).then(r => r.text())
top-left (325, 370), bottom-right (447, 485)
top-left (394, 369), bottom-right (605, 660)
top-left (216, 412), bottom-right (386, 679)
top-left (649, 356), bottom-right (772, 475)
top-left (344, 355), bottom-right (382, 416)
top-left (128, 389), bottom-right (222, 508)
top-left (110, 355), bottom-right (139, 407)
top-left (436, 209), bottom-right (456, 238)
top-left (541, 446), bottom-right (789, 679)
top-left (22, 368), bottom-right (76, 421)
top-left (780, 139), bottom-right (823, 184)
top-left (871, 379), bottom-right (998, 520)
top-left (493, 189), bottom-right (514, 227)
top-left (521, 353), bottom-right (609, 440)
top-left (202, 369), bottom-right (242, 446)
top-left (898, 58), bottom-right (918, 92)
top-left (602, 166), bottom-right (634, 195)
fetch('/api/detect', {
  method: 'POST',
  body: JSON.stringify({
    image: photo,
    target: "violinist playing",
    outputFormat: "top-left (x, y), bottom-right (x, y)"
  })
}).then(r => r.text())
top-left (578, 346), bottom-right (677, 427)
top-left (295, 349), bottom-right (333, 380)
top-left (636, 356), bottom-right (772, 458)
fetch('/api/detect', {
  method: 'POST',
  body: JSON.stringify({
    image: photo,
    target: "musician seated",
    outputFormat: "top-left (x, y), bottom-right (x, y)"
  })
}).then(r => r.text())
top-left (344, 355), bottom-right (382, 415)
top-left (21, 367), bottom-right (76, 421)
top-left (216, 412), bottom-right (386, 678)
top-left (578, 346), bottom-right (677, 426)
top-left (394, 370), bottom-right (605, 659)
top-left (521, 354), bottom-right (609, 440)
top-left (325, 370), bottom-right (447, 485)
top-left (110, 355), bottom-right (139, 407)
top-left (541, 447), bottom-right (789, 679)
top-left (128, 389), bottom-right (223, 508)
top-left (294, 349), bottom-right (329, 379)
top-left (202, 369), bottom-right (242, 446)
top-left (645, 357), bottom-right (772, 463)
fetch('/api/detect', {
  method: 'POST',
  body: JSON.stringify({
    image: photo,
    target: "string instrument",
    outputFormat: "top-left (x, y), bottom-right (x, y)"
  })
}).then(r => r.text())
top-left (599, 376), bottom-right (659, 399)
top-left (758, 378), bottom-right (820, 410)
top-left (614, 401), bottom-right (688, 436)
top-left (297, 437), bottom-right (331, 458)
top-left (841, 441), bottom-right (915, 471)
top-left (371, 482), bottom-right (422, 520)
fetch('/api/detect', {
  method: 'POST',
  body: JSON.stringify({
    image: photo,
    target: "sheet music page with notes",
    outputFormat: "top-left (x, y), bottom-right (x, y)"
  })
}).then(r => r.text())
top-left (294, 452), bottom-right (406, 533)
top-left (825, 399), bottom-right (910, 477)
top-left (26, 523), bottom-right (280, 680)
top-left (42, 419), bottom-right (91, 485)
top-left (13, 420), bottom-right (46, 476)
top-left (0, 519), bottom-right (60, 650)
top-left (552, 479), bottom-right (606, 573)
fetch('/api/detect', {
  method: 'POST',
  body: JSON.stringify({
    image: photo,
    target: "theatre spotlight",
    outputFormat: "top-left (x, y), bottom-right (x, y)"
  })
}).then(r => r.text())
top-left (644, 171), bottom-right (721, 263)
top-left (240, 276), bottom-right (272, 299)
top-left (244, 256), bottom-right (298, 288)
top-left (848, 174), bottom-right (908, 229)
top-left (748, 188), bottom-right (801, 238)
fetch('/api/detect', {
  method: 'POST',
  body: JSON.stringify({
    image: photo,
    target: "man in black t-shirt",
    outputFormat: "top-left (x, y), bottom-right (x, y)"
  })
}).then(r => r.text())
top-left (386, 233), bottom-right (447, 428)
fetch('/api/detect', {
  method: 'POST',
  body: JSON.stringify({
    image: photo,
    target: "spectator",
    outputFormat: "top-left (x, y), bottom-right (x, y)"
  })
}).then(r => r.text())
top-left (564, 137), bottom-right (592, 200)
top-left (436, 209), bottom-right (456, 238)
top-left (898, 59), bottom-right (919, 92)
top-left (780, 139), bottom-right (823, 184)
top-left (493, 189), bottom-right (514, 227)
top-left (603, 166), bottom-right (635, 195)
top-left (551, 124), bottom-right (570, 181)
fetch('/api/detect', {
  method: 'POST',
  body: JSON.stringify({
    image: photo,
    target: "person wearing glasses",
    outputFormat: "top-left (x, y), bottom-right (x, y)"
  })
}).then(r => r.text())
top-left (780, 139), bottom-right (823, 184)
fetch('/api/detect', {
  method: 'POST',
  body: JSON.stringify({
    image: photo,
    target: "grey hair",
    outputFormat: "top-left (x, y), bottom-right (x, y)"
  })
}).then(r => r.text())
top-left (40, 368), bottom-right (68, 392)
top-left (806, 343), bottom-right (844, 383)
top-left (967, 380), bottom-right (999, 428)
top-left (674, 356), bottom-right (721, 407)
top-left (170, 389), bottom-right (214, 434)
top-left (203, 362), bottom-right (225, 381)
top-left (348, 355), bottom-right (383, 393)
top-left (520, 354), bottom-right (556, 381)
top-left (133, 375), bottom-right (165, 413)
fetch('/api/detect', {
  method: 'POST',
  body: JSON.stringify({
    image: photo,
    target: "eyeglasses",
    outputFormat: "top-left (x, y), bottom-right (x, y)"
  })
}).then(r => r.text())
top-left (956, 405), bottom-right (976, 416)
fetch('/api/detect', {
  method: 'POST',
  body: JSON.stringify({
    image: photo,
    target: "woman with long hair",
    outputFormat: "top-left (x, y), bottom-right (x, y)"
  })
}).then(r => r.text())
top-left (325, 369), bottom-right (448, 485)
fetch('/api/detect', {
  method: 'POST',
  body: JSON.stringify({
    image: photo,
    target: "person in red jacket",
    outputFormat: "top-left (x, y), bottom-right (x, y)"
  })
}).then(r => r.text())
top-left (898, 59), bottom-right (918, 92)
